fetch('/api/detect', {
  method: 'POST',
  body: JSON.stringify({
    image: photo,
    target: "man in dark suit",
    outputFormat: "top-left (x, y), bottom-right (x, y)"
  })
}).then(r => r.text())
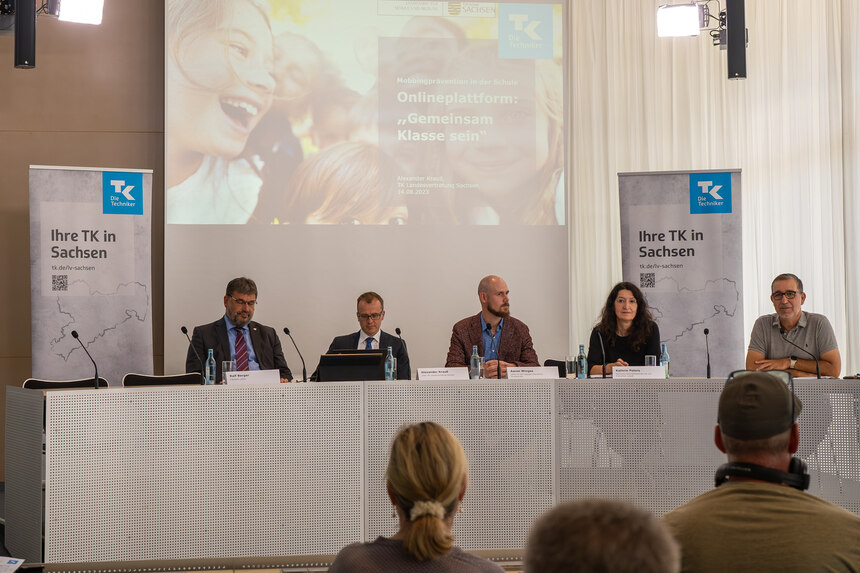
top-left (319, 291), bottom-right (410, 380)
top-left (185, 277), bottom-right (292, 382)
top-left (445, 275), bottom-right (539, 378)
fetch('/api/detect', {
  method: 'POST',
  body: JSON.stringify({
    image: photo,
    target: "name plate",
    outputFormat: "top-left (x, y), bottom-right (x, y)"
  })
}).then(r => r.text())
top-left (417, 367), bottom-right (469, 380)
top-left (612, 365), bottom-right (666, 379)
top-left (1, 559), bottom-right (24, 573)
top-left (507, 366), bottom-right (559, 380)
top-left (224, 369), bottom-right (281, 386)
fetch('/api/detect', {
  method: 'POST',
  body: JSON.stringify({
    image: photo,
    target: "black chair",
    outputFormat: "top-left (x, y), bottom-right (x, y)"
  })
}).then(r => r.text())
top-left (544, 359), bottom-right (566, 378)
top-left (122, 372), bottom-right (203, 386)
top-left (23, 377), bottom-right (109, 389)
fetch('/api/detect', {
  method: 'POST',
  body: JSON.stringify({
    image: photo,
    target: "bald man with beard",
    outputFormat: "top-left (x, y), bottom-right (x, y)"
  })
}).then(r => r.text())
top-left (445, 275), bottom-right (539, 378)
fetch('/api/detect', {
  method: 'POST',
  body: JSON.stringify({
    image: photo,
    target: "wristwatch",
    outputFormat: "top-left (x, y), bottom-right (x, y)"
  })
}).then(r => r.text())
top-left (789, 356), bottom-right (797, 369)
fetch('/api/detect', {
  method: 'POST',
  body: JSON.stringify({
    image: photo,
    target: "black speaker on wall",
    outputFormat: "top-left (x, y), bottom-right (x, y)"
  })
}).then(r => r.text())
top-left (14, 0), bottom-right (36, 69)
top-left (726, 0), bottom-right (746, 79)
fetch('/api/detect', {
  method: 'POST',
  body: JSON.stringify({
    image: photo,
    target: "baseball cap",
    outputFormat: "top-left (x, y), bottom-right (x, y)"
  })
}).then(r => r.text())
top-left (717, 370), bottom-right (803, 439)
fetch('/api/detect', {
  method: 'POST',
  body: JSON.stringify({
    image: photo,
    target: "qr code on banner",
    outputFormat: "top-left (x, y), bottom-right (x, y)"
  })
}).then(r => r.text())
top-left (640, 272), bottom-right (655, 289)
top-left (52, 274), bottom-right (68, 292)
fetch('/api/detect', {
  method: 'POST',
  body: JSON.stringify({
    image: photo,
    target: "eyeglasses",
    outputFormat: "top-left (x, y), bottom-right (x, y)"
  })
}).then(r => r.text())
top-left (770, 290), bottom-right (799, 301)
top-left (229, 295), bottom-right (257, 307)
top-left (726, 369), bottom-right (792, 387)
top-left (357, 312), bottom-right (383, 321)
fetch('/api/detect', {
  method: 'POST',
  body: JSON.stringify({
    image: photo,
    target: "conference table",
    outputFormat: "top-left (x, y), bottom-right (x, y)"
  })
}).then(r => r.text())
top-left (6, 378), bottom-right (860, 571)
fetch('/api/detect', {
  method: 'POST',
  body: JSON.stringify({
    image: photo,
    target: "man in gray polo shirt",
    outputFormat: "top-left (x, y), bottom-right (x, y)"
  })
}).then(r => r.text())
top-left (745, 273), bottom-right (841, 378)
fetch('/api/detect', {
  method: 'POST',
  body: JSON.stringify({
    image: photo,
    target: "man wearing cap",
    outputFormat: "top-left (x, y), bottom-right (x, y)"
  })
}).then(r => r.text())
top-left (745, 272), bottom-right (841, 377)
top-left (662, 372), bottom-right (860, 571)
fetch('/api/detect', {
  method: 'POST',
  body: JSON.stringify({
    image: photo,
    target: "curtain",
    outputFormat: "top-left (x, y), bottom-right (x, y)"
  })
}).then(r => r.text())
top-left (569, 0), bottom-right (858, 376)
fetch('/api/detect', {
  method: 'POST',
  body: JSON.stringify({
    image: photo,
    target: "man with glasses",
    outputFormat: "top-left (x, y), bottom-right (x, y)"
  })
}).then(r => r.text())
top-left (745, 273), bottom-right (841, 377)
top-left (445, 275), bottom-right (539, 378)
top-left (185, 277), bottom-right (292, 382)
top-left (662, 371), bottom-right (860, 570)
top-left (319, 291), bottom-right (410, 379)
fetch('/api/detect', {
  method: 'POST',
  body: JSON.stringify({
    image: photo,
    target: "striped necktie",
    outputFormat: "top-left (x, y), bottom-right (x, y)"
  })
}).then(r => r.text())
top-left (234, 327), bottom-right (249, 371)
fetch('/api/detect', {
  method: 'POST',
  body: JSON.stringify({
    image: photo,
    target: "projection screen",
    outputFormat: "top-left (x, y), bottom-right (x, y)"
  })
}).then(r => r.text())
top-left (164, 0), bottom-right (569, 377)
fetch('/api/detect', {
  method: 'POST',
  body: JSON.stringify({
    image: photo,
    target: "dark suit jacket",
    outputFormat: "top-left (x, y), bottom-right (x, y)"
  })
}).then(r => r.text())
top-left (185, 318), bottom-right (292, 382)
top-left (313, 330), bottom-right (411, 380)
top-left (445, 313), bottom-right (539, 368)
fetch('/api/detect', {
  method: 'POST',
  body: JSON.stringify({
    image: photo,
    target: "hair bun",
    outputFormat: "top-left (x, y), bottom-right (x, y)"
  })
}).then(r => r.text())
top-left (409, 500), bottom-right (445, 521)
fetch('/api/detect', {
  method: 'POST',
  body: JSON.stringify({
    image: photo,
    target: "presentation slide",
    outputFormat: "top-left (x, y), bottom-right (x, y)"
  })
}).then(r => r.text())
top-left (164, 0), bottom-right (570, 375)
top-left (166, 0), bottom-right (564, 226)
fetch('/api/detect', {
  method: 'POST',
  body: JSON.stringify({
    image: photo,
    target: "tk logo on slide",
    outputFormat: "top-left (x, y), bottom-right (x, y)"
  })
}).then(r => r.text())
top-left (508, 13), bottom-right (543, 41)
top-left (102, 171), bottom-right (144, 215)
top-left (689, 172), bottom-right (732, 214)
top-left (498, 4), bottom-right (554, 60)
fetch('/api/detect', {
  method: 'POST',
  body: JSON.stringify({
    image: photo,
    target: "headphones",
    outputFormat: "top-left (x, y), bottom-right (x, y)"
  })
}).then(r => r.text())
top-left (715, 370), bottom-right (811, 491)
top-left (715, 458), bottom-right (810, 490)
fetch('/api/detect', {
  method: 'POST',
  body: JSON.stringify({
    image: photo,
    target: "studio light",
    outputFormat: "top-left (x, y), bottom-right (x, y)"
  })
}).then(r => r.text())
top-left (657, 0), bottom-right (748, 79)
top-left (46, 0), bottom-right (103, 25)
top-left (656, 3), bottom-right (705, 37)
top-left (7, 0), bottom-right (104, 68)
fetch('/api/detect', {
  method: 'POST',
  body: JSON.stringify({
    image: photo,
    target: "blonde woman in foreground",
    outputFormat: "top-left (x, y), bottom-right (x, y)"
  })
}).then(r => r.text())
top-left (329, 421), bottom-right (503, 572)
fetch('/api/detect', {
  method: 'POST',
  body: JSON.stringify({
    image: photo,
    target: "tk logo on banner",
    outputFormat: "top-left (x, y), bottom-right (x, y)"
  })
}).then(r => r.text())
top-left (689, 172), bottom-right (732, 214)
top-left (103, 171), bottom-right (143, 215)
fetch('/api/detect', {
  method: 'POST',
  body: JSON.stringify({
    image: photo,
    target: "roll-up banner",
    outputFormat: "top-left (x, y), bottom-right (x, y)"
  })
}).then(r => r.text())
top-left (29, 166), bottom-right (154, 385)
top-left (618, 170), bottom-right (743, 378)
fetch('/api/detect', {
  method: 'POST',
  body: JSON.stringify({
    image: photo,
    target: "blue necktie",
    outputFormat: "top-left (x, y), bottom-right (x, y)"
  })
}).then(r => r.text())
top-left (365, 337), bottom-right (373, 350)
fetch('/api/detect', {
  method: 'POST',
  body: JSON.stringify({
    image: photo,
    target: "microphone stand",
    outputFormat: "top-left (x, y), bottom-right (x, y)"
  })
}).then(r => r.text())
top-left (283, 327), bottom-right (307, 382)
top-left (395, 327), bottom-right (409, 380)
top-left (181, 326), bottom-right (206, 384)
top-left (704, 328), bottom-right (711, 379)
top-left (597, 330), bottom-right (607, 378)
top-left (71, 330), bottom-right (99, 389)
top-left (779, 327), bottom-right (821, 378)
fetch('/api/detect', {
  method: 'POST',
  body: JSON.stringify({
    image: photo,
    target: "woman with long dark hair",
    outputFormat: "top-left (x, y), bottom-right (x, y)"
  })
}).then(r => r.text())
top-left (587, 282), bottom-right (661, 376)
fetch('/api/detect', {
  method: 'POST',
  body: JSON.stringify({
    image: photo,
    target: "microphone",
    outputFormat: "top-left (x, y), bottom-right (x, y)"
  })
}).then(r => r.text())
top-left (395, 327), bottom-right (409, 380)
top-left (181, 326), bottom-right (206, 384)
top-left (596, 330), bottom-right (607, 378)
top-left (486, 324), bottom-right (502, 379)
top-left (71, 330), bottom-right (100, 389)
top-left (704, 328), bottom-right (711, 379)
top-left (283, 327), bottom-right (307, 382)
top-left (779, 327), bottom-right (821, 378)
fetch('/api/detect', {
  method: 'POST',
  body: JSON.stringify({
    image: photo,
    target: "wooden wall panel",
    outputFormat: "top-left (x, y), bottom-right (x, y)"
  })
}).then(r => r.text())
top-left (0, 3), bottom-right (165, 480)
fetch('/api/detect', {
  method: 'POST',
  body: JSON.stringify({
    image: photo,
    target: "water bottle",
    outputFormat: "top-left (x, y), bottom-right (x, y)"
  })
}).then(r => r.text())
top-left (384, 346), bottom-right (396, 380)
top-left (660, 343), bottom-right (670, 379)
top-left (205, 348), bottom-right (216, 385)
top-left (575, 344), bottom-right (588, 379)
top-left (469, 345), bottom-right (482, 379)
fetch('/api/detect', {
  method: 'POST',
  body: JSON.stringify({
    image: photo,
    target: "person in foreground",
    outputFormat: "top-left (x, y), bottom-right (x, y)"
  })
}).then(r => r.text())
top-left (745, 272), bottom-right (841, 377)
top-left (445, 275), bottom-right (539, 378)
top-left (329, 421), bottom-right (503, 572)
top-left (587, 282), bottom-right (660, 376)
top-left (185, 277), bottom-right (292, 383)
top-left (318, 291), bottom-right (411, 379)
top-left (661, 370), bottom-right (860, 572)
top-left (524, 498), bottom-right (679, 573)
